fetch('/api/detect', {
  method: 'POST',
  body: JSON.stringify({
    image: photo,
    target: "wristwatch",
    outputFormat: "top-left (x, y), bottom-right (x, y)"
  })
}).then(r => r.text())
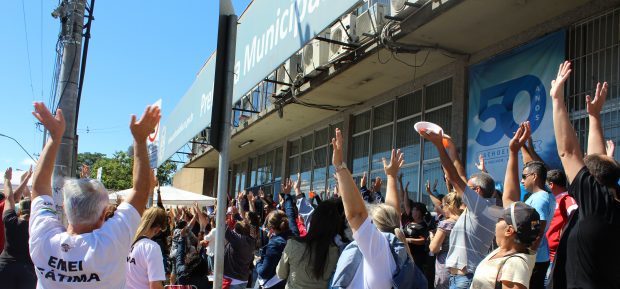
top-left (335, 162), bottom-right (348, 172)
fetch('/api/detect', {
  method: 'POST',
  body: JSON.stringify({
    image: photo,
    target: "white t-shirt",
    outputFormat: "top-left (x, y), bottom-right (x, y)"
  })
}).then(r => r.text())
top-left (348, 217), bottom-right (397, 289)
top-left (29, 195), bottom-right (141, 289)
top-left (125, 238), bottom-right (166, 289)
top-left (205, 229), bottom-right (215, 256)
top-left (471, 248), bottom-right (536, 289)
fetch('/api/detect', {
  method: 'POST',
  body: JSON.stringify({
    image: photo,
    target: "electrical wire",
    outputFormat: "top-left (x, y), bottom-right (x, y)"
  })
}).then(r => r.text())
top-left (21, 0), bottom-right (36, 101)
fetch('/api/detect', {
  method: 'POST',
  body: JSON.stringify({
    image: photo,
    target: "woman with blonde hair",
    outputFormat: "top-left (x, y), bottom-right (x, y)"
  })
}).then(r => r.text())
top-left (125, 207), bottom-right (168, 289)
top-left (330, 128), bottom-right (426, 289)
top-left (429, 191), bottom-right (463, 289)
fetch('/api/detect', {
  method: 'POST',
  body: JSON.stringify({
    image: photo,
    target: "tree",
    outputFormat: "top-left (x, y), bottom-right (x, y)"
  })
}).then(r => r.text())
top-left (92, 151), bottom-right (133, 191)
top-left (156, 160), bottom-right (178, 185)
top-left (76, 152), bottom-right (106, 177)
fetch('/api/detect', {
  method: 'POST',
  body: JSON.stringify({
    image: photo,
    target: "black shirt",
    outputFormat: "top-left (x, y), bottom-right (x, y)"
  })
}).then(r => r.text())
top-left (553, 166), bottom-right (620, 289)
top-left (403, 220), bottom-right (429, 269)
top-left (0, 209), bottom-right (32, 265)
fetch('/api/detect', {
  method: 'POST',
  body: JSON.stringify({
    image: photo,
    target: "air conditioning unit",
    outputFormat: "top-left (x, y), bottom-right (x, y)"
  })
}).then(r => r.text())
top-left (329, 14), bottom-right (357, 62)
top-left (302, 33), bottom-right (330, 78)
top-left (432, 0), bottom-right (449, 10)
top-left (390, 0), bottom-right (424, 18)
top-left (356, 3), bottom-right (388, 43)
top-left (275, 53), bottom-right (302, 96)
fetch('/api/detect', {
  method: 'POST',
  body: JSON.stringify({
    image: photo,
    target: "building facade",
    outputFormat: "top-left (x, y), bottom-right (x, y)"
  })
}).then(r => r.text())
top-left (171, 0), bottom-right (620, 209)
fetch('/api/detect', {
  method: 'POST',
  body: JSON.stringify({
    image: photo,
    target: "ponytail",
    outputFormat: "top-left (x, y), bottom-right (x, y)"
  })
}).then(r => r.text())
top-left (394, 227), bottom-right (414, 261)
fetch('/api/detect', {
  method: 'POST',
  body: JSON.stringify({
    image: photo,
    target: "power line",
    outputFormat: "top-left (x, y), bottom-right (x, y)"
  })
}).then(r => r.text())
top-left (21, 0), bottom-right (36, 100)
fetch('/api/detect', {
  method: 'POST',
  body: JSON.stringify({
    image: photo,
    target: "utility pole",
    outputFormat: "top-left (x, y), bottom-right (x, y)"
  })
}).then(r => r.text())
top-left (212, 0), bottom-right (237, 287)
top-left (52, 0), bottom-right (87, 216)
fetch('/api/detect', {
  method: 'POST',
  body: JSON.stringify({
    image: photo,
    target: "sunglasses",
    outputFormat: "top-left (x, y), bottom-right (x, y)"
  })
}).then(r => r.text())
top-left (522, 173), bottom-right (534, 179)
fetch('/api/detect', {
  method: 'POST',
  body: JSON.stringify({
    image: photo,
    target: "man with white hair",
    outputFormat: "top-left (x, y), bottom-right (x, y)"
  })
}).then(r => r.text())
top-left (28, 102), bottom-right (160, 289)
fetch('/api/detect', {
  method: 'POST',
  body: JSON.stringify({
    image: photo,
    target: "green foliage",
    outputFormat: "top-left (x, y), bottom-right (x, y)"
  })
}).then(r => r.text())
top-left (91, 151), bottom-right (133, 191)
top-left (157, 160), bottom-right (178, 185)
top-left (77, 151), bottom-right (178, 190)
top-left (76, 152), bottom-right (106, 177)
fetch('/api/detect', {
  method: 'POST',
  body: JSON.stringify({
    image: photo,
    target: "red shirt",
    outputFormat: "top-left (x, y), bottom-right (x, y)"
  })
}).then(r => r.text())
top-left (0, 199), bottom-right (4, 253)
top-left (546, 192), bottom-right (577, 262)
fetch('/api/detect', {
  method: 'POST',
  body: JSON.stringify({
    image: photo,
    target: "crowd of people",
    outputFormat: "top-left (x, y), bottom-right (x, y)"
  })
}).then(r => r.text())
top-left (0, 61), bottom-right (618, 289)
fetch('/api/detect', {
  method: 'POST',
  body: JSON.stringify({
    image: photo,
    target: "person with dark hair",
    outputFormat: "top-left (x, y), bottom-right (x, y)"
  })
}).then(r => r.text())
top-left (418, 130), bottom-right (498, 289)
top-left (223, 219), bottom-right (256, 289)
top-left (174, 221), bottom-right (210, 289)
top-left (403, 201), bottom-right (432, 280)
top-left (276, 199), bottom-right (343, 289)
top-left (520, 158), bottom-right (554, 289)
top-left (550, 61), bottom-right (620, 289)
top-left (0, 167), bottom-right (35, 289)
top-left (471, 121), bottom-right (539, 289)
top-left (544, 169), bottom-right (576, 287)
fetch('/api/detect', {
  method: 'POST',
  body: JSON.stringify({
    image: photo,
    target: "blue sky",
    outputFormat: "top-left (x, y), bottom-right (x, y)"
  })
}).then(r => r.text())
top-left (1, 0), bottom-right (251, 171)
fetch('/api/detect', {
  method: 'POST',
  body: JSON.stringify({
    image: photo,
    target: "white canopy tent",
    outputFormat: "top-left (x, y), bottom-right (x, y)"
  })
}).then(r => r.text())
top-left (109, 186), bottom-right (216, 207)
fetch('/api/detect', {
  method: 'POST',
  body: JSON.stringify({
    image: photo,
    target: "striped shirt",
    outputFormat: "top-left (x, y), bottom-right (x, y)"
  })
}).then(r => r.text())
top-left (445, 187), bottom-right (498, 274)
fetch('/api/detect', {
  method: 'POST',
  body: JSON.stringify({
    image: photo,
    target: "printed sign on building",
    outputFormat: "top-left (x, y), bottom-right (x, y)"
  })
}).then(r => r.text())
top-left (466, 30), bottom-right (566, 183)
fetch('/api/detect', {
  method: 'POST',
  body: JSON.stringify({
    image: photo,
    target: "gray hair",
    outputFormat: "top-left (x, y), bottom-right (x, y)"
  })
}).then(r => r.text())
top-left (470, 173), bottom-right (496, 198)
top-left (63, 178), bottom-right (109, 226)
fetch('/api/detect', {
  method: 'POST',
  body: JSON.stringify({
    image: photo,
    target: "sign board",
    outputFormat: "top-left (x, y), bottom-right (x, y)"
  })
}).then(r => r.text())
top-left (158, 0), bottom-right (362, 166)
top-left (158, 56), bottom-right (216, 166)
top-left (232, 0), bottom-right (362, 103)
top-left (466, 31), bottom-right (565, 184)
top-left (149, 99), bottom-right (162, 168)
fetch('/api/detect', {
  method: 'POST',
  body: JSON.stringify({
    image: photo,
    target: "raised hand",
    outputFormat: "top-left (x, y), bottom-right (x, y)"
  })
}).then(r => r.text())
top-left (418, 128), bottom-right (444, 148)
top-left (607, 139), bottom-right (615, 157)
top-left (360, 171), bottom-right (367, 188)
top-left (281, 178), bottom-right (293, 195)
top-left (129, 105), bottom-right (161, 142)
top-left (373, 177), bottom-right (383, 193)
top-left (550, 61), bottom-right (572, 100)
top-left (80, 164), bottom-right (90, 179)
top-left (258, 188), bottom-right (265, 199)
top-left (383, 149), bottom-right (405, 177)
top-left (586, 81), bottom-right (609, 117)
top-left (433, 179), bottom-right (438, 191)
top-left (32, 102), bottom-right (65, 141)
top-left (331, 128), bottom-right (344, 167)
top-left (425, 179), bottom-right (432, 193)
top-left (475, 154), bottom-right (486, 172)
top-left (509, 122), bottom-right (531, 153)
top-left (247, 192), bottom-right (255, 203)
top-left (4, 167), bottom-right (12, 181)
top-left (293, 172), bottom-right (302, 195)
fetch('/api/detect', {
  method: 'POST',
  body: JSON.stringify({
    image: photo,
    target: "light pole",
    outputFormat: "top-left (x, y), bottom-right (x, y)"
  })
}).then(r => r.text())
top-left (0, 133), bottom-right (37, 163)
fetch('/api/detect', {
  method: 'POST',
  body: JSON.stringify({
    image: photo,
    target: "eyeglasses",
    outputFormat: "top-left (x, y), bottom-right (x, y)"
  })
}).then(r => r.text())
top-left (522, 173), bottom-right (534, 180)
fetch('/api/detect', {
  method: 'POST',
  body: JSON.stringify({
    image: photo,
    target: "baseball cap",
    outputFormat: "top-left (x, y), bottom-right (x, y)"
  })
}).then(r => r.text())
top-left (488, 202), bottom-right (541, 245)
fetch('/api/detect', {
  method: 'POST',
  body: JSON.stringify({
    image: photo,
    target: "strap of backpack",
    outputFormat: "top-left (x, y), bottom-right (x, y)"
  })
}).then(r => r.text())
top-left (494, 254), bottom-right (527, 289)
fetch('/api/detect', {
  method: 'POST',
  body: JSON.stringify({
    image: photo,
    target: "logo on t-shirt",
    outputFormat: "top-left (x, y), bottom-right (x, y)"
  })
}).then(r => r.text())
top-left (61, 243), bottom-right (73, 252)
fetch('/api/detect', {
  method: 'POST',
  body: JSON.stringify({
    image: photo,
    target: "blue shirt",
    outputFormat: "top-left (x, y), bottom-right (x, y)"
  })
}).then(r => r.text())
top-left (524, 190), bottom-right (556, 262)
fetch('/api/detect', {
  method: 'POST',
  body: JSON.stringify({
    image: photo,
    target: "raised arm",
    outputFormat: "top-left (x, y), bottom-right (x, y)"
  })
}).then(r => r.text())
top-left (384, 149), bottom-right (404, 215)
top-left (475, 154), bottom-right (488, 173)
top-left (13, 168), bottom-right (32, 204)
top-left (425, 179), bottom-right (445, 216)
top-left (399, 174), bottom-right (410, 215)
top-left (332, 128), bottom-right (368, 231)
top-left (419, 130), bottom-right (467, 196)
top-left (3, 168), bottom-right (14, 215)
top-left (586, 81), bottom-right (609, 155)
top-left (503, 123), bottom-right (530, 208)
top-left (444, 135), bottom-right (468, 183)
top-left (31, 102), bottom-right (65, 200)
top-left (607, 140), bottom-right (615, 157)
top-left (550, 61), bottom-right (584, 182)
top-left (125, 105), bottom-right (161, 215)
